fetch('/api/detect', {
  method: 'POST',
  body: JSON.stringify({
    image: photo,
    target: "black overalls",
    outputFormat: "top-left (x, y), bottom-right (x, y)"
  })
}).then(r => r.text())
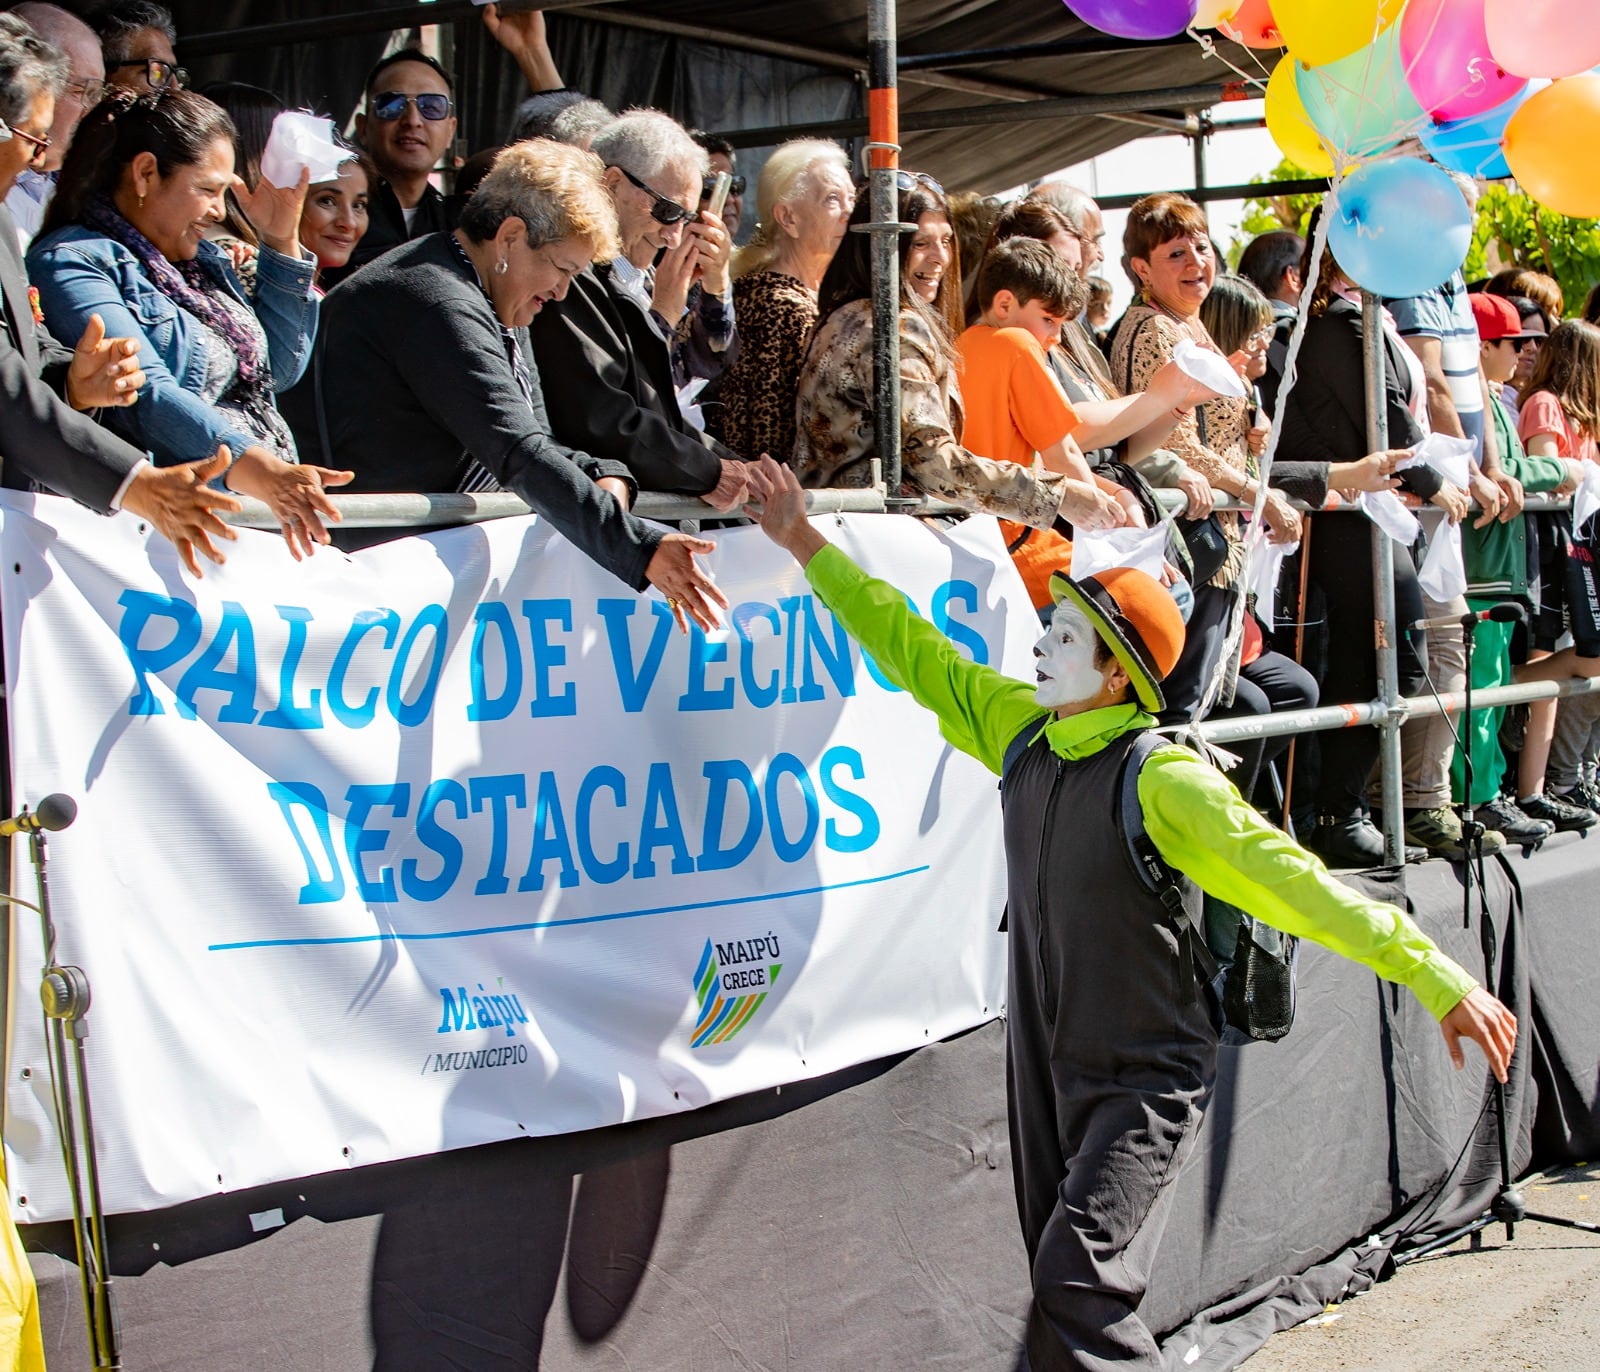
top-left (1001, 724), bottom-right (1220, 1371)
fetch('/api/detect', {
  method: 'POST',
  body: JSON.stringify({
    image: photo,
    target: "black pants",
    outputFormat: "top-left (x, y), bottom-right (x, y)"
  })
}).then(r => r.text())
top-left (1305, 515), bottom-right (1424, 816)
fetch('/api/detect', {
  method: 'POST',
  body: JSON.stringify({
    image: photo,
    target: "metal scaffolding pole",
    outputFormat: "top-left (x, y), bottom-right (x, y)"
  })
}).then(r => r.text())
top-left (1363, 290), bottom-right (1406, 865)
top-left (866, 0), bottom-right (903, 496)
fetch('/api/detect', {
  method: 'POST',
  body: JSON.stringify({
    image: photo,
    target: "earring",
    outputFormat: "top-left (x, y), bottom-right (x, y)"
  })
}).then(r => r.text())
top-left (495, 259), bottom-right (508, 277)
top-left (138, 192), bottom-right (145, 210)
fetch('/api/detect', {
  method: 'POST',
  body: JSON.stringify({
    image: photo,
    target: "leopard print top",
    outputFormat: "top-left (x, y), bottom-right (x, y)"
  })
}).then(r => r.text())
top-left (718, 270), bottom-right (817, 460)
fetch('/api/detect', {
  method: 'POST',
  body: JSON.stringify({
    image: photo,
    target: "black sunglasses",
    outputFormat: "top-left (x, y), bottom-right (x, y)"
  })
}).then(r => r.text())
top-left (894, 170), bottom-right (944, 196)
top-left (614, 165), bottom-right (691, 225)
top-left (108, 58), bottom-right (186, 90)
top-left (701, 173), bottom-right (746, 201)
top-left (370, 91), bottom-right (454, 122)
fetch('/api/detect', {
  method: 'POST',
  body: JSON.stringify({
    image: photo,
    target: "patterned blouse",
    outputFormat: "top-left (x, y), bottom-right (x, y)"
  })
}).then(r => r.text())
top-left (792, 298), bottom-right (1066, 530)
top-left (716, 270), bottom-right (816, 460)
top-left (1110, 302), bottom-right (1253, 588)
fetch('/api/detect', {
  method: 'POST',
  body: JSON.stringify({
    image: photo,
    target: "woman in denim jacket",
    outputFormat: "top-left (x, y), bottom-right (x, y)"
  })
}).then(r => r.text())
top-left (28, 88), bottom-right (350, 558)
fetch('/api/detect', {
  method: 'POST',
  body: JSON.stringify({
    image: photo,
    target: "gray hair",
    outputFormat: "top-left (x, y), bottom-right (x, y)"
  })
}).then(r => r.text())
top-left (12, 4), bottom-right (97, 56)
top-left (88, 1), bottom-right (176, 54)
top-left (589, 108), bottom-right (706, 187)
top-left (508, 90), bottom-right (613, 148)
top-left (458, 138), bottom-right (620, 260)
top-left (0, 12), bottom-right (69, 125)
top-left (1031, 180), bottom-right (1099, 236)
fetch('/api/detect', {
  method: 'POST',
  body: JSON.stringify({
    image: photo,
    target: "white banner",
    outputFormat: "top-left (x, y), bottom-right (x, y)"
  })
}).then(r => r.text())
top-left (0, 496), bottom-right (1030, 1220)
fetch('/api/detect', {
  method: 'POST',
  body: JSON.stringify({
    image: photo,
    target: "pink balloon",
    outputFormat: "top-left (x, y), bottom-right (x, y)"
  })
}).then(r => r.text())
top-left (1487, 0), bottom-right (1600, 80)
top-left (1401, 0), bottom-right (1527, 123)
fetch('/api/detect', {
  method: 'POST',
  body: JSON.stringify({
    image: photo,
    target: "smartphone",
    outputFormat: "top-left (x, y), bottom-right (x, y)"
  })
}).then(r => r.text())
top-left (706, 171), bottom-right (733, 221)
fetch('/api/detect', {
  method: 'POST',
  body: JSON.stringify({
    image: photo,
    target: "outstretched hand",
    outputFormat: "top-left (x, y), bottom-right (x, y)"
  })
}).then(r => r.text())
top-left (645, 532), bottom-right (728, 634)
top-left (120, 448), bottom-right (242, 577)
top-left (746, 455), bottom-right (825, 566)
top-left (66, 313), bottom-right (144, 411)
top-left (1440, 986), bottom-right (1517, 1084)
top-left (234, 167), bottom-right (311, 259)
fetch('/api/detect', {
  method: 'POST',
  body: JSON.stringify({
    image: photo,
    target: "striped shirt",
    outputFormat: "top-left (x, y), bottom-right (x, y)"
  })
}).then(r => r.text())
top-left (1387, 272), bottom-right (1484, 461)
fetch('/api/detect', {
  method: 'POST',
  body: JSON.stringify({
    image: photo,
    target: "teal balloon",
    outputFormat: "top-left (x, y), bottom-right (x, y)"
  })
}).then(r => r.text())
top-left (1296, 25), bottom-right (1426, 159)
top-left (1327, 160), bottom-right (1473, 298)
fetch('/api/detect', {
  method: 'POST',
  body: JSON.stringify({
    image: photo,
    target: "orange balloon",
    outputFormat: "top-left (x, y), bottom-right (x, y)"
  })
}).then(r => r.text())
top-left (1220, 0), bottom-right (1280, 48)
top-left (1503, 75), bottom-right (1600, 218)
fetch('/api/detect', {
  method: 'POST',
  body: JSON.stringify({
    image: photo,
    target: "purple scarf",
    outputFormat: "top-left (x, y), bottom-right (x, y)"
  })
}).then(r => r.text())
top-left (82, 197), bottom-right (268, 390)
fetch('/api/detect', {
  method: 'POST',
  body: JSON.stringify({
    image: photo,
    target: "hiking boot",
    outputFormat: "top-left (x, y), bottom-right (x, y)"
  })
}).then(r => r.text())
top-left (1476, 795), bottom-right (1555, 846)
top-left (1553, 778), bottom-right (1600, 816)
top-left (1520, 791), bottom-right (1599, 832)
top-left (1404, 806), bottom-right (1505, 859)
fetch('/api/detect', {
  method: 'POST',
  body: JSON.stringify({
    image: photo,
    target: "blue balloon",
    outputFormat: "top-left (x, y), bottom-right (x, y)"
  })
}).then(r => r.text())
top-left (1420, 89), bottom-right (1529, 179)
top-left (1327, 159), bottom-right (1474, 299)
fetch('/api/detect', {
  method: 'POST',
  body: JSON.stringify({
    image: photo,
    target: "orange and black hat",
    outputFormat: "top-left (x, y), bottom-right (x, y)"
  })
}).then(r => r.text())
top-left (1047, 566), bottom-right (1186, 714)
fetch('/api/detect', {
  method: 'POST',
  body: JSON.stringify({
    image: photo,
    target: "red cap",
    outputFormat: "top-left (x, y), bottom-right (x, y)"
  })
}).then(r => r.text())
top-left (1470, 292), bottom-right (1525, 342)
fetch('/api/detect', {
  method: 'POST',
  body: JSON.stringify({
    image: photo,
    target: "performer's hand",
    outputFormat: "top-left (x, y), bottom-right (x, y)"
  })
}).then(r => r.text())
top-left (1440, 986), bottom-right (1517, 1084)
top-left (748, 455), bottom-right (825, 566)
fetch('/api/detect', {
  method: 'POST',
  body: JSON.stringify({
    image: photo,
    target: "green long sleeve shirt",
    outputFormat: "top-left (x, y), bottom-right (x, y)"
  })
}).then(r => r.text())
top-left (805, 542), bottom-right (1477, 1021)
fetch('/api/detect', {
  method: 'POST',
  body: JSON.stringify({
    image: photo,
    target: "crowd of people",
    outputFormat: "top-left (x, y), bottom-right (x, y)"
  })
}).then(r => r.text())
top-left (0, 0), bottom-right (1595, 864)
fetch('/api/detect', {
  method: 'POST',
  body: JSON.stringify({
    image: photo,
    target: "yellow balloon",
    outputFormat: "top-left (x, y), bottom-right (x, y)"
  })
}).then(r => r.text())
top-left (1264, 58), bottom-right (1336, 175)
top-left (1503, 75), bottom-right (1600, 218)
top-left (1194, 0), bottom-right (1238, 28)
top-left (1272, 0), bottom-right (1403, 67)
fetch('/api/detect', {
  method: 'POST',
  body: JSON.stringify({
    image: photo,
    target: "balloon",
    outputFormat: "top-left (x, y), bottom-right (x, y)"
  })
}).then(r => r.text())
top-left (1272, 0), bottom-right (1402, 68)
top-left (1400, 0), bottom-right (1527, 123)
top-left (1503, 75), bottom-right (1600, 218)
top-left (1264, 58), bottom-right (1336, 174)
top-left (1326, 159), bottom-right (1474, 298)
top-left (1487, 0), bottom-right (1600, 80)
top-left (1218, 0), bottom-right (1278, 49)
top-left (1419, 82), bottom-right (1538, 179)
top-left (1061, 0), bottom-right (1198, 41)
top-left (1193, 0), bottom-right (1238, 29)
top-left (1296, 26), bottom-right (1426, 159)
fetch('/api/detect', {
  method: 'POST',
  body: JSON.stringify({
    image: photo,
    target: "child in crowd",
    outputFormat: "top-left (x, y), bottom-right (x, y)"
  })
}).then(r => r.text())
top-left (954, 237), bottom-right (1141, 618)
top-left (1457, 295), bottom-right (1574, 844)
top-left (1514, 320), bottom-right (1600, 830)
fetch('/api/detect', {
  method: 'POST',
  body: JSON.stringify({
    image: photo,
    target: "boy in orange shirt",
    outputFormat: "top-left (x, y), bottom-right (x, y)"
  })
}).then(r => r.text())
top-left (957, 238), bottom-right (1141, 613)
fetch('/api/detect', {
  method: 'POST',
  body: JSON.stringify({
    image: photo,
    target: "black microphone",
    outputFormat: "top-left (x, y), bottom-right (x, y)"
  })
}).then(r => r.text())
top-left (0, 793), bottom-right (77, 839)
top-left (1410, 603), bottom-right (1525, 634)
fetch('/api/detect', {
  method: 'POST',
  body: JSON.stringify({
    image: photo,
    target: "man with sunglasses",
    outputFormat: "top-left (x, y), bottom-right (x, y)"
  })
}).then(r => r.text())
top-left (332, 48), bottom-right (457, 284)
top-left (531, 110), bottom-right (754, 513)
top-left (6, 5), bottom-right (103, 248)
top-left (90, 0), bottom-right (180, 94)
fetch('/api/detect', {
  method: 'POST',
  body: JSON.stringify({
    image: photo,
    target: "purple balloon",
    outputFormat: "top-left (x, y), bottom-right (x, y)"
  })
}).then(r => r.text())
top-left (1401, 0), bottom-right (1527, 123)
top-left (1062, 0), bottom-right (1199, 42)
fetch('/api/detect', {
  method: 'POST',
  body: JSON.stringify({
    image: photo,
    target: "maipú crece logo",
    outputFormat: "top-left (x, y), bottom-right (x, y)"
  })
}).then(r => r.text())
top-left (691, 936), bottom-right (782, 1049)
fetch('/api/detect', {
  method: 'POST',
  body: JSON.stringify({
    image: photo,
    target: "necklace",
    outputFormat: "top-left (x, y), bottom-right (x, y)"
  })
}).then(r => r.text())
top-left (1145, 293), bottom-right (1207, 345)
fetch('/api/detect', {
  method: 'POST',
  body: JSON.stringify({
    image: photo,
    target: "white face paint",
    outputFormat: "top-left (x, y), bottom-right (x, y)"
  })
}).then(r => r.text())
top-left (1033, 601), bottom-right (1108, 710)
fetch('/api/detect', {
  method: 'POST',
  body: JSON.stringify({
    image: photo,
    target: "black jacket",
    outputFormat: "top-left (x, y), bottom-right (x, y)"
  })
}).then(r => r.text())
top-left (1276, 297), bottom-right (1442, 500)
top-left (529, 261), bottom-right (730, 495)
top-left (311, 232), bottom-right (660, 590)
top-left (0, 203), bottom-right (141, 511)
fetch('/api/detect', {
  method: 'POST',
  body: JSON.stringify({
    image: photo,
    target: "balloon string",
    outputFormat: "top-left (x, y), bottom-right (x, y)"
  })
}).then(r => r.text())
top-left (1185, 27), bottom-right (1270, 92)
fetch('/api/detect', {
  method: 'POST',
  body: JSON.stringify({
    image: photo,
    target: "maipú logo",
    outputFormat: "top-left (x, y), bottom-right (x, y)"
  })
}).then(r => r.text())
top-left (691, 936), bottom-right (782, 1049)
top-left (437, 979), bottom-right (529, 1038)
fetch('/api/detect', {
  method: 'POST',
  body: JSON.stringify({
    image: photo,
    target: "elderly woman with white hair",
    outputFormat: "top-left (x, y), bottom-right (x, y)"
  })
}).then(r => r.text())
top-left (529, 108), bottom-right (756, 510)
top-left (713, 138), bottom-right (853, 460)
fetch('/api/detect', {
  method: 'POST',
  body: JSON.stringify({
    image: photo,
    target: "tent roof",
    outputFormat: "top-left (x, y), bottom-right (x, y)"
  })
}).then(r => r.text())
top-left (178, 1), bottom-right (1277, 193)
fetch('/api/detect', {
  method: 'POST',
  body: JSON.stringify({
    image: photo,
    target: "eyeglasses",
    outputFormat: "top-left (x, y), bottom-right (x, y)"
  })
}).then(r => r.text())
top-left (1245, 325), bottom-right (1274, 350)
top-left (535, 246), bottom-right (584, 288)
top-left (66, 77), bottom-right (108, 107)
top-left (701, 173), bottom-right (746, 201)
top-left (108, 58), bottom-right (187, 90)
top-left (613, 165), bottom-right (691, 225)
top-left (1517, 335), bottom-right (1545, 351)
top-left (369, 91), bottom-right (454, 122)
top-left (0, 119), bottom-right (51, 165)
top-left (893, 170), bottom-right (944, 196)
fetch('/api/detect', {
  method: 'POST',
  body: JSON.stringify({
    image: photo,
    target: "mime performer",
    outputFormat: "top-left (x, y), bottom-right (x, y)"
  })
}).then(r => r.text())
top-left (746, 456), bottom-right (1517, 1372)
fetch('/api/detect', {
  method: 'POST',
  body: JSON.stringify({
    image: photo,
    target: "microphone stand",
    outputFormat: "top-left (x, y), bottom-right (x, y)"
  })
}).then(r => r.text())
top-left (1398, 613), bottom-right (1599, 1261)
top-left (9, 807), bottom-right (121, 1368)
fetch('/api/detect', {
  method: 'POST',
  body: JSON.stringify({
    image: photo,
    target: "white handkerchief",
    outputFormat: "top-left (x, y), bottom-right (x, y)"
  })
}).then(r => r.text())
top-left (260, 112), bottom-right (350, 191)
top-left (1357, 489), bottom-right (1421, 545)
top-left (1171, 338), bottom-right (1248, 399)
top-left (1242, 538), bottom-right (1297, 630)
top-left (1068, 521), bottom-right (1169, 583)
top-left (1404, 431), bottom-right (1476, 491)
top-left (677, 376), bottom-right (709, 434)
top-left (1417, 511), bottom-right (1467, 602)
top-left (1573, 461), bottom-right (1600, 533)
